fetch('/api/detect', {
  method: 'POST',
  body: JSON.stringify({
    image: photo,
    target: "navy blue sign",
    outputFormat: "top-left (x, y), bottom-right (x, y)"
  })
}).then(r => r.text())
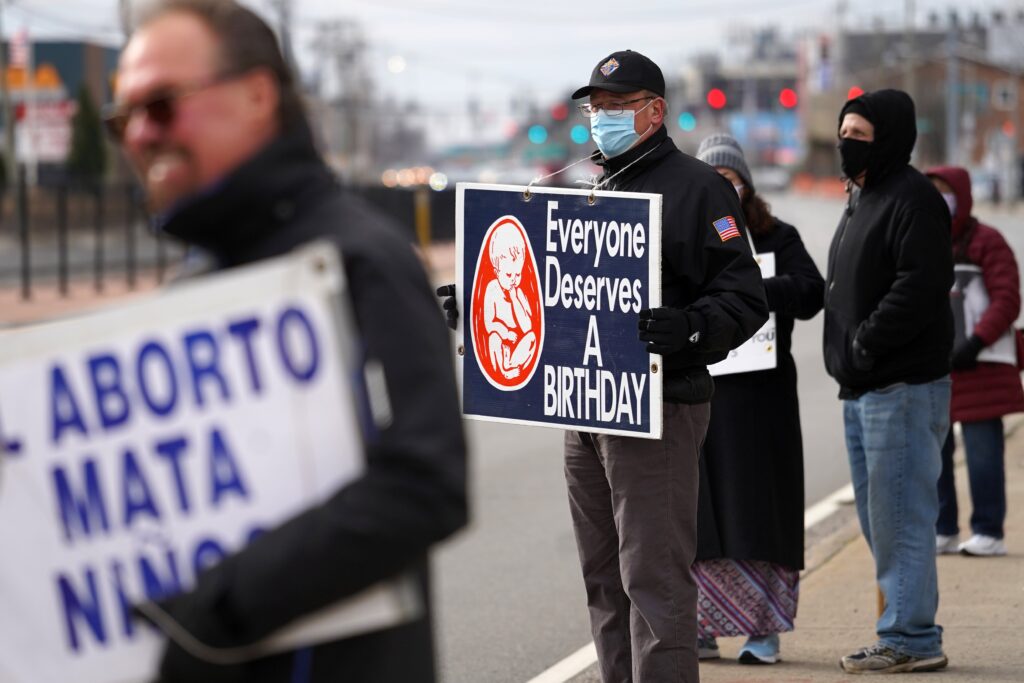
top-left (457, 183), bottom-right (662, 438)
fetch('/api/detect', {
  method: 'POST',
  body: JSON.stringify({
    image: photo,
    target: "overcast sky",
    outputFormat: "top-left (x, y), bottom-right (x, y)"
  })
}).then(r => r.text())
top-left (5, 0), bottom-right (1021, 145)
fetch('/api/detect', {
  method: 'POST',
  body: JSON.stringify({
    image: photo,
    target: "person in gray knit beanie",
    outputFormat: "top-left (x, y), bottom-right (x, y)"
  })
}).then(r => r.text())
top-left (690, 131), bottom-right (825, 666)
top-left (696, 133), bottom-right (755, 195)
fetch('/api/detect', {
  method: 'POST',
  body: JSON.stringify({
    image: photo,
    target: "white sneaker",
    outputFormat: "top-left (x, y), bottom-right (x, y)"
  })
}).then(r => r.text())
top-left (958, 534), bottom-right (1007, 556)
top-left (936, 534), bottom-right (960, 555)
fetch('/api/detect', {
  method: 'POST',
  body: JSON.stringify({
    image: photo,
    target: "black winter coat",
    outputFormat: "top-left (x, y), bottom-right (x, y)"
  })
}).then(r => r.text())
top-left (823, 168), bottom-right (953, 398)
top-left (597, 126), bottom-right (769, 402)
top-left (153, 131), bottom-right (468, 682)
top-left (824, 90), bottom-right (953, 399)
top-left (696, 219), bottom-right (824, 569)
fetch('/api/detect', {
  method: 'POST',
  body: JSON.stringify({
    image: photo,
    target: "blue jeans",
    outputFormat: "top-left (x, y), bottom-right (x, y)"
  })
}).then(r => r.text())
top-left (937, 418), bottom-right (1006, 538)
top-left (843, 378), bottom-right (951, 658)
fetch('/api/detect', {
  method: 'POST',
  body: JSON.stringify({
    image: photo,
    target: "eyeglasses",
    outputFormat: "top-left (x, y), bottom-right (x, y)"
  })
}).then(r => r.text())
top-left (102, 72), bottom-right (243, 141)
top-left (577, 96), bottom-right (654, 118)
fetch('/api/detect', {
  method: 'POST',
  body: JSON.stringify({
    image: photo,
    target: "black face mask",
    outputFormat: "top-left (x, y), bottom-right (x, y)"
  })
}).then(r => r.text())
top-left (838, 137), bottom-right (872, 181)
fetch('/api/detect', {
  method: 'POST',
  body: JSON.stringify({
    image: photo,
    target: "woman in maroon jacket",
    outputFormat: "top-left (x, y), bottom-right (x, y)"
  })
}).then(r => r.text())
top-left (926, 165), bottom-right (1024, 557)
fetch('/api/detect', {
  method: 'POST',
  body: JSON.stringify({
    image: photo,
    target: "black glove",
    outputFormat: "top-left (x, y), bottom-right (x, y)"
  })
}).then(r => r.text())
top-left (436, 284), bottom-right (458, 331)
top-left (951, 335), bottom-right (985, 371)
top-left (851, 337), bottom-right (875, 372)
top-left (637, 307), bottom-right (694, 355)
top-left (133, 580), bottom-right (248, 683)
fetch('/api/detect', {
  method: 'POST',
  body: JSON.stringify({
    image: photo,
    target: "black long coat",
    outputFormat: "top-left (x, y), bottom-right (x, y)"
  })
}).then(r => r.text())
top-left (152, 130), bottom-right (467, 682)
top-left (695, 218), bottom-right (823, 570)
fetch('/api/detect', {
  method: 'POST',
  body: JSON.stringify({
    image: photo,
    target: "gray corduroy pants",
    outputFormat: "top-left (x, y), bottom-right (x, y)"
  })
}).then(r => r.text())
top-left (564, 402), bottom-right (710, 683)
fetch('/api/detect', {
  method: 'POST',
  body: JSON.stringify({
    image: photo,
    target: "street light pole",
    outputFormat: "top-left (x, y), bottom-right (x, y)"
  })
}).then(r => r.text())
top-left (903, 0), bottom-right (915, 101)
top-left (0, 0), bottom-right (16, 181)
top-left (945, 14), bottom-right (960, 165)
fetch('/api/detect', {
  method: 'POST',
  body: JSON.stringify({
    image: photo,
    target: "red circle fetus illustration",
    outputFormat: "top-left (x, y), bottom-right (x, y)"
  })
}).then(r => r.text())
top-left (471, 216), bottom-right (544, 390)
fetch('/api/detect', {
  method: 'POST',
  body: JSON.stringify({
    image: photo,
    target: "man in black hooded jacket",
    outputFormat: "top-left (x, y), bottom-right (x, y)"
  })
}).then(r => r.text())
top-left (825, 89), bottom-right (953, 674)
top-left (107, 2), bottom-right (466, 681)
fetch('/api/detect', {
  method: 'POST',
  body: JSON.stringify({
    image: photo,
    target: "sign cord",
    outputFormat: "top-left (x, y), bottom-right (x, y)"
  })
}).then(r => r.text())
top-left (523, 152), bottom-right (601, 200)
top-left (134, 599), bottom-right (268, 665)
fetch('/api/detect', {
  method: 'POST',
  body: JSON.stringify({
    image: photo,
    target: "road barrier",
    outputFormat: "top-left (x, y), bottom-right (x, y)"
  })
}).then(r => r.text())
top-left (0, 177), bottom-right (456, 301)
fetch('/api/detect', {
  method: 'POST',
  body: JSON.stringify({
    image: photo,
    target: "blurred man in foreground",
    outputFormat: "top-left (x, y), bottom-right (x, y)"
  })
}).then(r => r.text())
top-left (108, 1), bottom-right (467, 680)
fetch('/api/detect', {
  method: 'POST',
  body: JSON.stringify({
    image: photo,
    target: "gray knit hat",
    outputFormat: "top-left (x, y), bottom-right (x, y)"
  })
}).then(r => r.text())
top-left (696, 133), bottom-right (754, 192)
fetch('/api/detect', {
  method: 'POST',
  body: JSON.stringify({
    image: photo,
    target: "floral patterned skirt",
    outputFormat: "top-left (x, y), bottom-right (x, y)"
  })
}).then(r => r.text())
top-left (692, 558), bottom-right (800, 637)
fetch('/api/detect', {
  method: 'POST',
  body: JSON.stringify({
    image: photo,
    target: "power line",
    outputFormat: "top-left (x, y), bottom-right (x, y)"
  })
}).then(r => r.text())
top-left (340, 0), bottom-right (825, 25)
top-left (6, 0), bottom-right (121, 39)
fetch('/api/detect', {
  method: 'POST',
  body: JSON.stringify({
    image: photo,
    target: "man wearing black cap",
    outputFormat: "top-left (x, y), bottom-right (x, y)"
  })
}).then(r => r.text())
top-left (825, 89), bottom-right (953, 674)
top-left (564, 50), bottom-right (768, 682)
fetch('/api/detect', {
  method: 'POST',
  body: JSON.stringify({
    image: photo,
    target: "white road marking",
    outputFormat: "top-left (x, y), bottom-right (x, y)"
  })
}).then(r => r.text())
top-left (526, 480), bottom-right (856, 682)
top-left (524, 642), bottom-right (597, 683)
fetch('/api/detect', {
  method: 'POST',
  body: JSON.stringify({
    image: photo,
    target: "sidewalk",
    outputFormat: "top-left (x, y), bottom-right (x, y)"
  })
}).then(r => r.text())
top-left (567, 422), bottom-right (1024, 683)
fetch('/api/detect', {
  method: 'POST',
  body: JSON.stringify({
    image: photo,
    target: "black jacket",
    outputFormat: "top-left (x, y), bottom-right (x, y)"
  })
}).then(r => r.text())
top-left (153, 131), bottom-right (468, 682)
top-left (824, 90), bottom-right (953, 398)
top-left (697, 218), bottom-right (823, 569)
top-left (597, 126), bottom-right (769, 402)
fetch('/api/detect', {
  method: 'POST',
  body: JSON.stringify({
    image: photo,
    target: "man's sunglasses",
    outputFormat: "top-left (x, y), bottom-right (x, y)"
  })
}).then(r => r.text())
top-left (102, 72), bottom-right (243, 141)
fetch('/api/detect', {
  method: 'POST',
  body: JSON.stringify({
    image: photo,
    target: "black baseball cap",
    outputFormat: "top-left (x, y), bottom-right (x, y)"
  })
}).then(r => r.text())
top-left (571, 50), bottom-right (665, 100)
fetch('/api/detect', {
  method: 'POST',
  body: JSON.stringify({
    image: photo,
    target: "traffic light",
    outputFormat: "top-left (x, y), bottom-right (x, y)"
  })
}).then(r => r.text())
top-left (551, 103), bottom-right (569, 121)
top-left (570, 124), bottom-right (590, 144)
top-left (779, 88), bottom-right (798, 109)
top-left (707, 88), bottom-right (727, 110)
top-left (847, 86), bottom-right (864, 100)
top-left (677, 112), bottom-right (696, 132)
top-left (528, 125), bottom-right (548, 144)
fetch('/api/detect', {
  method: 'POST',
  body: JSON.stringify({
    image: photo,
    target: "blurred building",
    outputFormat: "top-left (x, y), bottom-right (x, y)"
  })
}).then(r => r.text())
top-left (1, 38), bottom-right (119, 185)
top-left (801, 9), bottom-right (1024, 198)
top-left (653, 27), bottom-right (803, 188)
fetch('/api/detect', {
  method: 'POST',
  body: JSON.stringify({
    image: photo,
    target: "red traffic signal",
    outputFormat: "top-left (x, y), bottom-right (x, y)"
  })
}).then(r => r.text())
top-left (847, 86), bottom-right (864, 100)
top-left (707, 88), bottom-right (727, 110)
top-left (779, 88), bottom-right (798, 108)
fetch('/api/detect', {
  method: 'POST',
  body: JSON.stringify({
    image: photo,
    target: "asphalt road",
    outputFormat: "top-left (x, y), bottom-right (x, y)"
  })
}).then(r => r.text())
top-left (433, 192), bottom-right (1024, 683)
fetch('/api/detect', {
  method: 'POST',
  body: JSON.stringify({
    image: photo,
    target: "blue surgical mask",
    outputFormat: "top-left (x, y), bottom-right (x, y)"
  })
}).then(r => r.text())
top-left (591, 100), bottom-right (653, 158)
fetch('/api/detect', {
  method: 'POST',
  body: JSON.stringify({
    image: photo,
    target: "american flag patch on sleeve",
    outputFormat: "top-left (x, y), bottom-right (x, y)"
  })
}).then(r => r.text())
top-left (712, 215), bottom-right (740, 242)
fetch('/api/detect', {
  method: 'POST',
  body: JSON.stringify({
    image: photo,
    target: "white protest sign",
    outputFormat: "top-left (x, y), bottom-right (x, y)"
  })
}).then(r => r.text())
top-left (0, 242), bottom-right (420, 683)
top-left (709, 252), bottom-right (777, 376)
top-left (952, 263), bottom-right (1016, 366)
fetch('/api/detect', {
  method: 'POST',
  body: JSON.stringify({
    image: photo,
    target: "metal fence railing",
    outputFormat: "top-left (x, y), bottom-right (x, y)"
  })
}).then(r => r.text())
top-left (0, 176), bottom-right (456, 303)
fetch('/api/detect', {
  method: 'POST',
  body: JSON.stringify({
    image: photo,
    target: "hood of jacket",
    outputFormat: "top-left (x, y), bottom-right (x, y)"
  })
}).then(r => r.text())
top-left (924, 165), bottom-right (973, 240)
top-left (838, 89), bottom-right (916, 190)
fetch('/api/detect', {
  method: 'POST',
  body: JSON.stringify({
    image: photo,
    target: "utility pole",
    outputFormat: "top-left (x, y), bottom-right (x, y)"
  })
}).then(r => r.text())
top-left (312, 20), bottom-right (372, 181)
top-left (119, 0), bottom-right (133, 37)
top-left (267, 0), bottom-right (295, 72)
top-left (903, 0), bottom-right (916, 101)
top-left (0, 0), bottom-right (16, 182)
top-left (945, 12), bottom-right (960, 165)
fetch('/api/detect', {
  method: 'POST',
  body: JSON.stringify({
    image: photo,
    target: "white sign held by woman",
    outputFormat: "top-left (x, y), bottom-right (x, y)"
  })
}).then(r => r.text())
top-left (709, 252), bottom-right (777, 376)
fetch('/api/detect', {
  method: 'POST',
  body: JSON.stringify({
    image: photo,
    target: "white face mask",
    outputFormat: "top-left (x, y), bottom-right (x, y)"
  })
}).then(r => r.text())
top-left (733, 184), bottom-right (745, 199)
top-left (941, 191), bottom-right (957, 217)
